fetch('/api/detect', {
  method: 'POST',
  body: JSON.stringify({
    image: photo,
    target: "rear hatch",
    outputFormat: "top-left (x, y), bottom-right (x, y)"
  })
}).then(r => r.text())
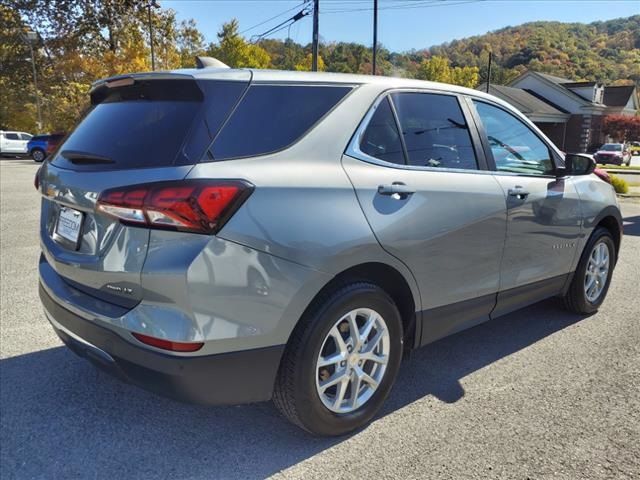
top-left (39, 72), bottom-right (250, 308)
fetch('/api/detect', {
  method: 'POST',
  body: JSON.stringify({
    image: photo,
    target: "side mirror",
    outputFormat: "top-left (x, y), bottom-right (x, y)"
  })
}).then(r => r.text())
top-left (560, 153), bottom-right (596, 177)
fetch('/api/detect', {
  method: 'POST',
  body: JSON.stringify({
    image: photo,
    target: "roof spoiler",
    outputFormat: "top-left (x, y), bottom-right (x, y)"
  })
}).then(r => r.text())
top-left (195, 56), bottom-right (230, 69)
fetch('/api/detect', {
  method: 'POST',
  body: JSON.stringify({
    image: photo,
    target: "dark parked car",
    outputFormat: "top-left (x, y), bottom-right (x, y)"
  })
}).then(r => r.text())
top-left (594, 143), bottom-right (631, 166)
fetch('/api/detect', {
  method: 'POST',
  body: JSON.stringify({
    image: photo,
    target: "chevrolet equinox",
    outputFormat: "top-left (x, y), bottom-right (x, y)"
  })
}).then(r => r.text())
top-left (37, 67), bottom-right (622, 436)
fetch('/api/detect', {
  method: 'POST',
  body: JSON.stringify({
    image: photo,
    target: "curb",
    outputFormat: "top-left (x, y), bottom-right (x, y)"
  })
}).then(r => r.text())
top-left (605, 169), bottom-right (640, 175)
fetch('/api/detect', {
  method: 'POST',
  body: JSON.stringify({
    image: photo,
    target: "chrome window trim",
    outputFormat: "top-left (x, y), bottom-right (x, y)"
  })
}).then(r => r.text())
top-left (345, 88), bottom-right (486, 175)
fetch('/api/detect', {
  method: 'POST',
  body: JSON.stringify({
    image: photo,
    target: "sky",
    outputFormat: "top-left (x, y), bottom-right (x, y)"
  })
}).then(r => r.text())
top-left (163, 0), bottom-right (640, 52)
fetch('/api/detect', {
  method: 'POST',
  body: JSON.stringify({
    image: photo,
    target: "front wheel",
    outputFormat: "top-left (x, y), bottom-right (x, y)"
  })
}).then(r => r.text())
top-left (273, 282), bottom-right (403, 436)
top-left (563, 227), bottom-right (616, 314)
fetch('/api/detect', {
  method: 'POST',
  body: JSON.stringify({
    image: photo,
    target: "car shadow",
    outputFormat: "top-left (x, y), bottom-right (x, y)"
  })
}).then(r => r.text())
top-left (0, 157), bottom-right (38, 165)
top-left (622, 214), bottom-right (640, 237)
top-left (1, 298), bottom-right (586, 479)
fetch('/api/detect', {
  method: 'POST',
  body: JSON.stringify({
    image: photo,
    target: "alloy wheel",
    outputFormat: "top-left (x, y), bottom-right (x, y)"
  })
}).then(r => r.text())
top-left (584, 241), bottom-right (610, 303)
top-left (33, 150), bottom-right (44, 162)
top-left (315, 308), bottom-right (390, 414)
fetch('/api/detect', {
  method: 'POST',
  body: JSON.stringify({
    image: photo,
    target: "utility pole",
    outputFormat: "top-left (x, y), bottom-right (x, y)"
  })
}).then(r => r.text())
top-left (312, 0), bottom-right (319, 71)
top-left (372, 0), bottom-right (378, 75)
top-left (147, 1), bottom-right (160, 70)
top-left (486, 51), bottom-right (492, 93)
top-left (24, 31), bottom-right (42, 132)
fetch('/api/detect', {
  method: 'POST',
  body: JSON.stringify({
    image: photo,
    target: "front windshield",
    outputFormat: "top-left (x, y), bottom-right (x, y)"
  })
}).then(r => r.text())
top-left (601, 144), bottom-right (622, 151)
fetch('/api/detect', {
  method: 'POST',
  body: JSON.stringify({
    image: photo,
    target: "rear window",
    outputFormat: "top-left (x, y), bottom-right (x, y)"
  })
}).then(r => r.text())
top-left (51, 79), bottom-right (246, 170)
top-left (209, 84), bottom-right (352, 160)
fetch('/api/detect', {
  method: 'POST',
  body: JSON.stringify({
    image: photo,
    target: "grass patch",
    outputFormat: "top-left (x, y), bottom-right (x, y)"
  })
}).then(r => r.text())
top-left (600, 163), bottom-right (640, 171)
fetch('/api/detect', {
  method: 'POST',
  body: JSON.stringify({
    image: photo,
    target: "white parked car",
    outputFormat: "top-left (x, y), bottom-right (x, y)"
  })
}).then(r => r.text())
top-left (0, 130), bottom-right (33, 156)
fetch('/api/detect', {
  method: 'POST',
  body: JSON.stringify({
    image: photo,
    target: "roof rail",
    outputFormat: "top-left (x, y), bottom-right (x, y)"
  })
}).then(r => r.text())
top-left (195, 56), bottom-right (230, 69)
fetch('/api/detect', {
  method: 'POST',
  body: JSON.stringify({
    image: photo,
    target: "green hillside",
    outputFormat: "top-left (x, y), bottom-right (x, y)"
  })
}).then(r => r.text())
top-left (427, 15), bottom-right (640, 85)
top-left (254, 15), bottom-right (640, 85)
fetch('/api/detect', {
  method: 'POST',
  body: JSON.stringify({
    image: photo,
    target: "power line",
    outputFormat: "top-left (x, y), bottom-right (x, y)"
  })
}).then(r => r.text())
top-left (322, 0), bottom-right (483, 14)
top-left (167, 1), bottom-right (451, 2)
top-left (239, 1), bottom-right (309, 35)
top-left (323, 1), bottom-right (474, 13)
top-left (251, 7), bottom-right (311, 43)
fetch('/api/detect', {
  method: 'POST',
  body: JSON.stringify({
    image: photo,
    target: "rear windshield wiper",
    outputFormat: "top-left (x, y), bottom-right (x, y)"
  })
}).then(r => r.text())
top-left (61, 150), bottom-right (115, 165)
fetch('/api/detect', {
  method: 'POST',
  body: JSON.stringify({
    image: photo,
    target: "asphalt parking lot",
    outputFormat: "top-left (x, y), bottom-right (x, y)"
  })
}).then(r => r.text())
top-left (1, 158), bottom-right (639, 479)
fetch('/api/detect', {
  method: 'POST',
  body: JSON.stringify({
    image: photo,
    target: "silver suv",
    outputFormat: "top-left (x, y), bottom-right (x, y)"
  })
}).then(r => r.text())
top-left (38, 68), bottom-right (622, 436)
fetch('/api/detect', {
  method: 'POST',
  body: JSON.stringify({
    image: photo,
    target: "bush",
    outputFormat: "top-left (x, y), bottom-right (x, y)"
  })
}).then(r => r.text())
top-left (609, 174), bottom-right (629, 194)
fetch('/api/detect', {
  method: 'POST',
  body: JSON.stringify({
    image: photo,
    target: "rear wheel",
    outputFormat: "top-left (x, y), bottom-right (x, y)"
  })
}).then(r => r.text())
top-left (32, 148), bottom-right (45, 162)
top-left (563, 227), bottom-right (616, 314)
top-left (273, 282), bottom-right (403, 436)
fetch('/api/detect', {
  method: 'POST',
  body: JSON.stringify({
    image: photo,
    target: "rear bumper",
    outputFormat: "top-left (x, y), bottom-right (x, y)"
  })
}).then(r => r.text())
top-left (40, 283), bottom-right (285, 405)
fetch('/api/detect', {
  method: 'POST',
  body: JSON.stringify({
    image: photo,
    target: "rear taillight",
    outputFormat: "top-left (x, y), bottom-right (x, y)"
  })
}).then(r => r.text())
top-left (97, 179), bottom-right (253, 234)
top-left (34, 165), bottom-right (41, 191)
top-left (132, 332), bottom-right (204, 352)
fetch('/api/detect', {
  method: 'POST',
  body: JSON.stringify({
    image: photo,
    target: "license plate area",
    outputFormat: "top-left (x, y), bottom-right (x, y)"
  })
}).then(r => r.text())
top-left (54, 206), bottom-right (84, 250)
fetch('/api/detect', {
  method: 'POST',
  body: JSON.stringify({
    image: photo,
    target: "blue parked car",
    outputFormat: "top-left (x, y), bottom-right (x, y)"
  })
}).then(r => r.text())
top-left (27, 134), bottom-right (50, 162)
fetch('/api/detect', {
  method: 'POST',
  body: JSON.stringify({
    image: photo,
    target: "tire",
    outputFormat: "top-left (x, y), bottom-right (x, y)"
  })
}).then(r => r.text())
top-left (32, 148), bottom-right (45, 162)
top-left (563, 227), bottom-right (616, 314)
top-left (273, 282), bottom-right (403, 436)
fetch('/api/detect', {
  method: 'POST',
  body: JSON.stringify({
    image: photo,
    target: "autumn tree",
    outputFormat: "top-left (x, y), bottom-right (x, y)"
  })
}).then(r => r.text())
top-left (6, 0), bottom-right (185, 132)
top-left (295, 53), bottom-right (325, 72)
top-left (0, 5), bottom-right (39, 130)
top-left (207, 20), bottom-right (270, 68)
top-left (176, 20), bottom-right (206, 68)
top-left (603, 115), bottom-right (640, 142)
top-left (415, 56), bottom-right (452, 83)
top-left (414, 56), bottom-right (479, 88)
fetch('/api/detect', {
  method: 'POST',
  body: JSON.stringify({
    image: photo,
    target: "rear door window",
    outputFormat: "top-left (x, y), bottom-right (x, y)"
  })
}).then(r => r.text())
top-left (5, 133), bottom-right (19, 140)
top-left (359, 97), bottom-right (405, 165)
top-left (391, 92), bottom-right (478, 170)
top-left (210, 84), bottom-right (352, 160)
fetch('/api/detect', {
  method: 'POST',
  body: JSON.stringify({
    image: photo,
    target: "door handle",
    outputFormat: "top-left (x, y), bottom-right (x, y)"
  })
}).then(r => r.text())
top-left (507, 186), bottom-right (529, 200)
top-left (378, 183), bottom-right (415, 199)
